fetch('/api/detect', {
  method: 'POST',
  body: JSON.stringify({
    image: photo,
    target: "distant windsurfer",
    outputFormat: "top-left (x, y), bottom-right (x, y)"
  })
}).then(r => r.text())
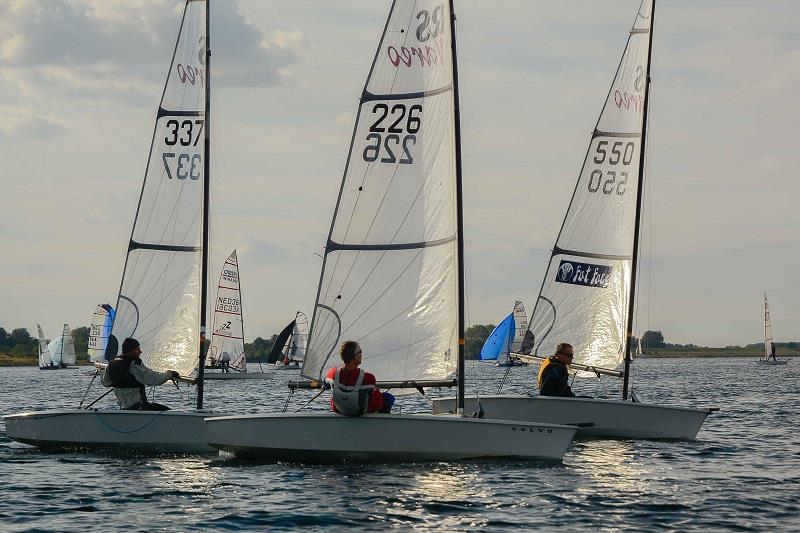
top-left (537, 343), bottom-right (576, 397)
top-left (325, 341), bottom-right (394, 416)
top-left (770, 342), bottom-right (776, 360)
top-left (101, 337), bottom-right (180, 411)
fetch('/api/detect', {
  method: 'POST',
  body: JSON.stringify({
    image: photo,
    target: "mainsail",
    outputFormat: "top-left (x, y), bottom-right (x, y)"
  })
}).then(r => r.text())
top-left (528, 0), bottom-right (653, 374)
top-left (109, 0), bottom-right (207, 377)
top-left (303, 0), bottom-right (459, 383)
top-left (480, 313), bottom-right (514, 362)
top-left (210, 250), bottom-right (246, 372)
top-left (88, 304), bottom-right (115, 362)
top-left (49, 324), bottom-right (76, 366)
top-left (286, 311), bottom-right (309, 362)
top-left (763, 293), bottom-right (774, 359)
top-left (37, 324), bottom-right (52, 368)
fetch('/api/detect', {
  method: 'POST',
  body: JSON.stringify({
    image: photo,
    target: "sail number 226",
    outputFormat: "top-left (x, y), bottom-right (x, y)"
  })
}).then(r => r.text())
top-left (587, 140), bottom-right (636, 195)
top-left (363, 103), bottom-right (422, 165)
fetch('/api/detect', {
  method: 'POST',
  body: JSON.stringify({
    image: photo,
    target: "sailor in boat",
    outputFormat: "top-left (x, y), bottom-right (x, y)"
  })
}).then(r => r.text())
top-left (770, 342), bottom-right (777, 361)
top-left (219, 351), bottom-right (231, 373)
top-left (537, 343), bottom-right (576, 398)
top-left (324, 341), bottom-right (395, 416)
top-left (101, 338), bottom-right (180, 411)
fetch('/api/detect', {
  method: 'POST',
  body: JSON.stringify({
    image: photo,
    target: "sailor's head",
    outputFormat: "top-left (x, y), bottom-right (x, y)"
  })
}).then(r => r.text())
top-left (555, 343), bottom-right (574, 365)
top-left (121, 337), bottom-right (142, 358)
top-left (340, 340), bottom-right (362, 366)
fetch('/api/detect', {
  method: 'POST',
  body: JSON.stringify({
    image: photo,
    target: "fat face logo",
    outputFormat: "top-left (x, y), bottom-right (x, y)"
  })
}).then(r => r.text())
top-left (555, 260), bottom-right (612, 289)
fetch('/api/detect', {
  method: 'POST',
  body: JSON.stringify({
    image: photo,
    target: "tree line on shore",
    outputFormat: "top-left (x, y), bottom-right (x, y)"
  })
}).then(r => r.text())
top-left (2, 324), bottom-right (796, 363)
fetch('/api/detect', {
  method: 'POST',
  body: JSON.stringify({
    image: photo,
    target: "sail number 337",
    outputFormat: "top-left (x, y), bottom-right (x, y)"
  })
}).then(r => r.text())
top-left (363, 103), bottom-right (422, 165)
top-left (162, 119), bottom-right (204, 180)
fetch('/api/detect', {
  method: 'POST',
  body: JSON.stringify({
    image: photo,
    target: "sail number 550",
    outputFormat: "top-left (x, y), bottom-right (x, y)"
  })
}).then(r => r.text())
top-left (363, 103), bottom-right (422, 165)
top-left (588, 140), bottom-right (635, 195)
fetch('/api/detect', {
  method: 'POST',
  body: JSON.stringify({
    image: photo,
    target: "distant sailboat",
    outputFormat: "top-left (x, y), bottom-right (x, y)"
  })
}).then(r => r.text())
top-left (758, 293), bottom-right (788, 365)
top-left (48, 324), bottom-right (77, 368)
top-left (272, 311), bottom-right (309, 370)
top-left (205, 250), bottom-right (271, 380)
top-left (480, 302), bottom-right (529, 367)
top-left (88, 304), bottom-right (115, 362)
top-left (37, 324), bottom-right (56, 370)
top-left (431, 0), bottom-right (716, 440)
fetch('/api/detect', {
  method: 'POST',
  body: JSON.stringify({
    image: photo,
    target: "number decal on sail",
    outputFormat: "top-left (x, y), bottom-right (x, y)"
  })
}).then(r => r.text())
top-left (363, 103), bottom-right (422, 164)
top-left (588, 140), bottom-right (635, 195)
top-left (162, 153), bottom-right (202, 180)
top-left (164, 119), bottom-right (204, 146)
top-left (416, 5), bottom-right (445, 42)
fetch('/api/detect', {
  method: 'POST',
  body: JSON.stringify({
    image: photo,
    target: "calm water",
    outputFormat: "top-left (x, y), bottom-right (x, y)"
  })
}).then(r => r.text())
top-left (1, 358), bottom-right (798, 532)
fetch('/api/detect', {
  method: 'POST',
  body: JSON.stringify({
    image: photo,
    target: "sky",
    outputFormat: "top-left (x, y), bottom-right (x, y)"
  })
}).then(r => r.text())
top-left (0, 0), bottom-right (798, 347)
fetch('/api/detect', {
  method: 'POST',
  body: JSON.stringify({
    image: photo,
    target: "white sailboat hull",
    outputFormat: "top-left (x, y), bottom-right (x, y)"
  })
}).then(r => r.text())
top-left (205, 413), bottom-right (576, 462)
top-left (202, 372), bottom-right (272, 380)
top-left (431, 395), bottom-right (713, 440)
top-left (756, 359), bottom-right (788, 365)
top-left (3, 409), bottom-right (216, 454)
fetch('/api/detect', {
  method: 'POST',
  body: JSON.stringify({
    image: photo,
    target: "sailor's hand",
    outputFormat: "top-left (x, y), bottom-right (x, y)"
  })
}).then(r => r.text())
top-left (170, 371), bottom-right (180, 380)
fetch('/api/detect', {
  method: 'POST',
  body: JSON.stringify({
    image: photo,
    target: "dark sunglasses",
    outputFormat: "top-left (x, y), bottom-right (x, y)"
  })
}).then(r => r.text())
top-left (557, 351), bottom-right (574, 358)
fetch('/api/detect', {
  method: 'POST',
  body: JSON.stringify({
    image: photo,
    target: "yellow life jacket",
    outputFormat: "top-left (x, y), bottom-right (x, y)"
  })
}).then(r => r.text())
top-left (537, 356), bottom-right (559, 389)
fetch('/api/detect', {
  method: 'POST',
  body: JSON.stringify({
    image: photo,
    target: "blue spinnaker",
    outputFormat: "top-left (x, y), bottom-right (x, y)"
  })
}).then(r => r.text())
top-left (480, 313), bottom-right (515, 360)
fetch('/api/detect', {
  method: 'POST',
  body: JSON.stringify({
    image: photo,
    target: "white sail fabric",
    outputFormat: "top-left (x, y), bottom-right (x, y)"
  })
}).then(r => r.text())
top-left (763, 293), bottom-right (773, 359)
top-left (210, 250), bottom-right (246, 372)
top-left (88, 304), bottom-right (114, 362)
top-left (529, 0), bottom-right (652, 374)
top-left (110, 0), bottom-right (206, 377)
top-left (509, 301), bottom-right (528, 354)
top-left (48, 324), bottom-right (76, 366)
top-left (37, 324), bottom-right (52, 368)
top-left (286, 311), bottom-right (309, 362)
top-left (304, 0), bottom-right (459, 383)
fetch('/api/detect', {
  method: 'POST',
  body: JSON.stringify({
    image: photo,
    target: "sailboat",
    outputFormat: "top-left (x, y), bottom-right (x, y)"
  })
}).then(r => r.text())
top-left (481, 301), bottom-right (530, 367)
top-left (271, 311), bottom-right (309, 370)
top-left (47, 324), bottom-right (77, 368)
top-left (88, 304), bottom-right (115, 362)
top-left (5, 0), bottom-right (216, 454)
top-left (37, 324), bottom-right (56, 370)
top-left (204, 0), bottom-right (577, 462)
top-left (431, 0), bottom-right (716, 440)
top-left (205, 250), bottom-right (271, 380)
top-left (758, 293), bottom-right (788, 365)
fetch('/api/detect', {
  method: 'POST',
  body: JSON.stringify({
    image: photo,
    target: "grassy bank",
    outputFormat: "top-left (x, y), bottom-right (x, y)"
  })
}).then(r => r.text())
top-left (643, 347), bottom-right (800, 358)
top-left (0, 354), bottom-right (38, 366)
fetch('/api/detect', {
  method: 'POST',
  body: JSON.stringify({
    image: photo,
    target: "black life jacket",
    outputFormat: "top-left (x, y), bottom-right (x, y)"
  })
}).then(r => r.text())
top-left (105, 357), bottom-right (147, 404)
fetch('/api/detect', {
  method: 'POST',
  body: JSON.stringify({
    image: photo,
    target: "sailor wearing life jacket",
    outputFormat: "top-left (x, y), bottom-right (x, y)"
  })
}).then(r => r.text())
top-left (537, 343), bottom-right (576, 397)
top-left (101, 337), bottom-right (180, 411)
top-left (325, 341), bottom-right (395, 416)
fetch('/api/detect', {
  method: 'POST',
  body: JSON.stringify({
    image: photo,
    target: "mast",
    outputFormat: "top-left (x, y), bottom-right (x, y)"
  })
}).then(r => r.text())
top-left (622, 0), bottom-right (656, 400)
top-left (764, 293), bottom-right (768, 359)
top-left (197, 0), bottom-right (211, 408)
top-left (449, 0), bottom-right (466, 415)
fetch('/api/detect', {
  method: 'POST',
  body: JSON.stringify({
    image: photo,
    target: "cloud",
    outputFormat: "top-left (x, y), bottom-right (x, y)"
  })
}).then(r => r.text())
top-left (0, 105), bottom-right (65, 139)
top-left (0, 0), bottom-right (305, 101)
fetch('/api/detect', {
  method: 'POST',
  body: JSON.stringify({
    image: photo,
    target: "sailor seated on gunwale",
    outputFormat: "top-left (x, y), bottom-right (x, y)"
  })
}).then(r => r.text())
top-left (101, 337), bottom-right (180, 411)
top-left (325, 340), bottom-right (394, 416)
